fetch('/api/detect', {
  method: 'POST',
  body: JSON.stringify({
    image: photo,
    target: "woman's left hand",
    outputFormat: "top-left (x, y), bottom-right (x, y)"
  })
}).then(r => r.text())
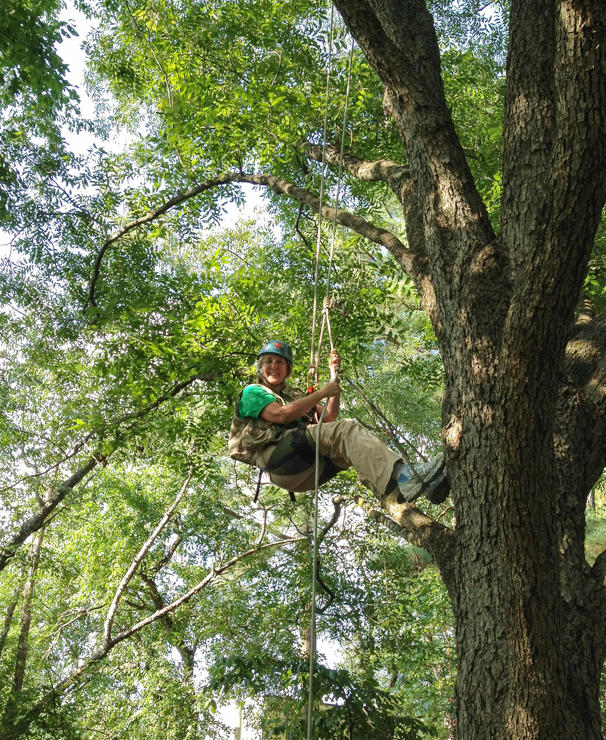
top-left (328, 349), bottom-right (341, 374)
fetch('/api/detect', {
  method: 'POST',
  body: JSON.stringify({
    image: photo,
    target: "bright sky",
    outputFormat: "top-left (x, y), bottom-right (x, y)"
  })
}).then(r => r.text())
top-left (56, 2), bottom-right (268, 223)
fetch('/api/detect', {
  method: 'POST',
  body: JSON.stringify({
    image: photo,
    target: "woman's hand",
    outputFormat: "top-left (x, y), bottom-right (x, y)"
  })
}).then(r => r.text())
top-left (328, 349), bottom-right (341, 378)
top-left (319, 362), bottom-right (341, 421)
top-left (321, 378), bottom-right (341, 399)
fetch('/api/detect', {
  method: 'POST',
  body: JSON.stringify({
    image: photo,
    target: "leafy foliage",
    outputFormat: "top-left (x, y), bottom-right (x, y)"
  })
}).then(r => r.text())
top-left (1, 0), bottom-right (604, 737)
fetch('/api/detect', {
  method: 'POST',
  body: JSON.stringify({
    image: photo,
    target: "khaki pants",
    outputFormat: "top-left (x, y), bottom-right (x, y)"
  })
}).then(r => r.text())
top-left (265, 418), bottom-right (400, 496)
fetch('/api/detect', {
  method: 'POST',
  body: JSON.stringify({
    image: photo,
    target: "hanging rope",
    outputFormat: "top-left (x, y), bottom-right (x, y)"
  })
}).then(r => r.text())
top-left (306, 19), bottom-right (356, 740)
top-left (309, 1), bottom-right (336, 393)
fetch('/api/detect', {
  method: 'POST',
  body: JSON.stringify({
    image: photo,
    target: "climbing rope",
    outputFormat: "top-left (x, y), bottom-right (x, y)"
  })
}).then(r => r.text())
top-left (308, 0), bottom-right (336, 392)
top-left (306, 16), bottom-right (356, 740)
top-left (308, 35), bottom-right (355, 386)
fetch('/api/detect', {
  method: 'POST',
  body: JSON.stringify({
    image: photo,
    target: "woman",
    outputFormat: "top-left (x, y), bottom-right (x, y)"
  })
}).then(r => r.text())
top-left (229, 340), bottom-right (448, 502)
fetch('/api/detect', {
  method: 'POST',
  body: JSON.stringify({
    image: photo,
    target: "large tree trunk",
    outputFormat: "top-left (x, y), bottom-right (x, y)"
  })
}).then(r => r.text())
top-left (334, 0), bottom-right (606, 737)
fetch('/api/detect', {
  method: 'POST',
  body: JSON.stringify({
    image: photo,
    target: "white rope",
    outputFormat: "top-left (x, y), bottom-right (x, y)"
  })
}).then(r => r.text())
top-left (309, 2), bottom-right (336, 382)
top-left (306, 21), bottom-right (355, 740)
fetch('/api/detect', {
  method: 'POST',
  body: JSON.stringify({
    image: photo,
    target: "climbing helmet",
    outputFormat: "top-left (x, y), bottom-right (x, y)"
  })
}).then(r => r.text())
top-left (258, 340), bottom-right (293, 366)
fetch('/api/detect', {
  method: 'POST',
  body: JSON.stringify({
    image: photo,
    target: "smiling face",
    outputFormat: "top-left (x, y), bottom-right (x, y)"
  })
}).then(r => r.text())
top-left (260, 353), bottom-right (290, 387)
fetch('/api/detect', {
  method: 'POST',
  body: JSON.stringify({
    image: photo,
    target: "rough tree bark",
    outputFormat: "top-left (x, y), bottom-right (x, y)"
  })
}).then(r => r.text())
top-left (332, 1), bottom-right (606, 738)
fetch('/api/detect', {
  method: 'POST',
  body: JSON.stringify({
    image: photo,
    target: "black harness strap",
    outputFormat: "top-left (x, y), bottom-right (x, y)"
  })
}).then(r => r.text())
top-left (252, 469), bottom-right (296, 503)
top-left (253, 469), bottom-right (263, 503)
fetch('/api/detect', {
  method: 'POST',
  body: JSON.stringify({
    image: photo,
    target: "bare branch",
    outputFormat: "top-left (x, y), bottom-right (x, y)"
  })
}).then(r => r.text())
top-left (319, 496), bottom-right (345, 542)
top-left (102, 469), bottom-right (192, 648)
top-left (304, 143), bottom-right (410, 197)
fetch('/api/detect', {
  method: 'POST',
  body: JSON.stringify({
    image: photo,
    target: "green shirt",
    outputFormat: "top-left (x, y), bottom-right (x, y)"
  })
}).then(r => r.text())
top-left (239, 384), bottom-right (279, 419)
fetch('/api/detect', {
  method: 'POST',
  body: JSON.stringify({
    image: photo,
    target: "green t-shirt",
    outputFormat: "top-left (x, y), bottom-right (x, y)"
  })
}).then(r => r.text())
top-left (239, 384), bottom-right (279, 419)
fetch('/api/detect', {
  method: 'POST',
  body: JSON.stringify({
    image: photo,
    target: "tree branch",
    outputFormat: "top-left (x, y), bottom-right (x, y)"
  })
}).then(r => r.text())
top-left (331, 0), bottom-right (498, 351)
top-left (591, 548), bottom-right (606, 588)
top-left (113, 537), bottom-right (307, 642)
top-left (502, 1), bottom-right (606, 281)
top-left (85, 172), bottom-right (413, 308)
top-left (558, 312), bottom-right (606, 490)
top-left (102, 469), bottom-right (192, 648)
top-left (332, 0), bottom-right (491, 241)
top-left (86, 174), bottom-right (244, 308)
top-left (304, 143), bottom-right (410, 202)
top-left (237, 173), bottom-right (412, 270)
top-left (380, 489), bottom-right (456, 600)
top-left (0, 375), bottom-right (205, 573)
top-left (0, 455), bottom-right (102, 574)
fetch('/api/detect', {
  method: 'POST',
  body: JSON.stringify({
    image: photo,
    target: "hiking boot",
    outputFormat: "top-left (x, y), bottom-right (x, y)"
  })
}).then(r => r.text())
top-left (395, 452), bottom-right (446, 503)
top-left (424, 474), bottom-right (450, 504)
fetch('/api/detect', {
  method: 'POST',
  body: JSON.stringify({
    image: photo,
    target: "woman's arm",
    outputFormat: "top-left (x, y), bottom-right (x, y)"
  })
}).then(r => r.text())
top-left (260, 381), bottom-right (340, 425)
top-left (317, 349), bottom-right (341, 422)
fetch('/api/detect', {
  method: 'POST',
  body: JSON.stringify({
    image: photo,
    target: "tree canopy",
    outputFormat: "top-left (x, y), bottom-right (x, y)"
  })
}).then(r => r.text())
top-left (1, 0), bottom-right (606, 738)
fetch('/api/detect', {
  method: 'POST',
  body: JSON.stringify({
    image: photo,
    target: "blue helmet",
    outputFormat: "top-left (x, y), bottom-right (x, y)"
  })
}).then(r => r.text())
top-left (258, 340), bottom-right (293, 366)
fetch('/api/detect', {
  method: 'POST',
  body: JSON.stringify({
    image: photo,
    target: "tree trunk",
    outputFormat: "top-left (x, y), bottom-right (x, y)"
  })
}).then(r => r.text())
top-left (0, 585), bottom-right (21, 663)
top-left (1, 529), bottom-right (44, 733)
top-left (333, 0), bottom-right (606, 737)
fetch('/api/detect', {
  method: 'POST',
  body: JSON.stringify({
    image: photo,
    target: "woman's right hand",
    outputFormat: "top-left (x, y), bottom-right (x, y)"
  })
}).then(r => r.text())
top-left (322, 378), bottom-right (341, 398)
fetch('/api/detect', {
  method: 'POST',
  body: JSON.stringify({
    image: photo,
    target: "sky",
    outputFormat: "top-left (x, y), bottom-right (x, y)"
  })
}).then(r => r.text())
top-left (55, 2), bottom-right (268, 222)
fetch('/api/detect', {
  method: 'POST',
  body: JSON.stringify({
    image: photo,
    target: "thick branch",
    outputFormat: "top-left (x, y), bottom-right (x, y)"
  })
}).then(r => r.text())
top-left (303, 143), bottom-right (410, 202)
top-left (381, 490), bottom-right (456, 600)
top-left (559, 311), bottom-right (606, 488)
top-left (498, 3), bottom-right (606, 378)
top-left (238, 173), bottom-right (412, 270)
top-left (333, 0), bottom-right (492, 246)
top-left (502, 1), bottom-right (606, 282)
top-left (86, 172), bottom-right (413, 307)
top-left (332, 0), bottom-right (497, 353)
